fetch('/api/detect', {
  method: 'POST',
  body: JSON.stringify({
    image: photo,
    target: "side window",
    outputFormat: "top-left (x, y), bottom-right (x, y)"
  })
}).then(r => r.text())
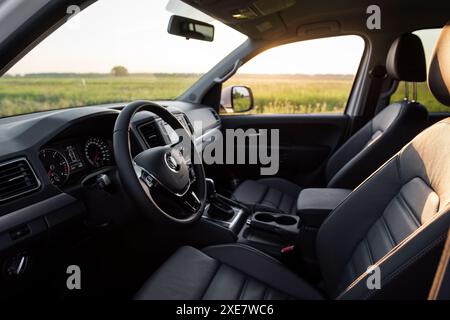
top-left (221, 35), bottom-right (365, 115)
top-left (391, 29), bottom-right (447, 113)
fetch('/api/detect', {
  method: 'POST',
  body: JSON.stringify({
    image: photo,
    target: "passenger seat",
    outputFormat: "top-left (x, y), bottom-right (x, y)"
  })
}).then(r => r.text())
top-left (232, 33), bottom-right (429, 214)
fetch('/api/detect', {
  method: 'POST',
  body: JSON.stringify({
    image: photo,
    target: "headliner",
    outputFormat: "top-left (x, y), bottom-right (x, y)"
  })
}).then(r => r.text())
top-left (182, 0), bottom-right (450, 41)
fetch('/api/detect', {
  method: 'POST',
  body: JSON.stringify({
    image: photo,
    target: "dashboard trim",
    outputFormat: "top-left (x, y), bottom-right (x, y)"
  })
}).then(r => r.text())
top-left (0, 193), bottom-right (77, 234)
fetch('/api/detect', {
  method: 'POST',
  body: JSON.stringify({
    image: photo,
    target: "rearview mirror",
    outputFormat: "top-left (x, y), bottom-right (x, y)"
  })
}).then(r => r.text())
top-left (168, 15), bottom-right (214, 42)
top-left (221, 86), bottom-right (254, 113)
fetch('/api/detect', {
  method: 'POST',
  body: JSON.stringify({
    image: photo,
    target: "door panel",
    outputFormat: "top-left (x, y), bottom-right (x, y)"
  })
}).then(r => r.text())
top-left (209, 114), bottom-right (349, 189)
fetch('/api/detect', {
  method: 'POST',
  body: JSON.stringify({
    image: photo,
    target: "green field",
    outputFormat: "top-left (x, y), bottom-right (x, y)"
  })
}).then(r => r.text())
top-left (0, 74), bottom-right (447, 117)
top-left (226, 74), bottom-right (354, 114)
top-left (0, 74), bottom-right (197, 117)
top-left (391, 82), bottom-right (447, 113)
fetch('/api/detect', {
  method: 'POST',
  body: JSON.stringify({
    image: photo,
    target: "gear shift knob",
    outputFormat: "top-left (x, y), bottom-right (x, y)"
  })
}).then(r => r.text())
top-left (205, 178), bottom-right (216, 198)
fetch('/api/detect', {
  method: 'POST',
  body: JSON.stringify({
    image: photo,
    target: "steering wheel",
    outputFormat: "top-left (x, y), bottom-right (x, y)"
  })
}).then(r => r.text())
top-left (113, 101), bottom-right (207, 224)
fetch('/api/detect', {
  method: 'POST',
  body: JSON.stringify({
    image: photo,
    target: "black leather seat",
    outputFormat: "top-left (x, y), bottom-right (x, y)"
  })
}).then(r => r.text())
top-left (135, 244), bottom-right (324, 300)
top-left (135, 24), bottom-right (450, 300)
top-left (233, 33), bottom-right (429, 214)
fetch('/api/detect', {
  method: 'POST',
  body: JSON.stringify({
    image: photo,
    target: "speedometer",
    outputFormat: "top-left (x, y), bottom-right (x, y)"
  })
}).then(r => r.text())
top-left (39, 149), bottom-right (70, 187)
top-left (84, 137), bottom-right (112, 168)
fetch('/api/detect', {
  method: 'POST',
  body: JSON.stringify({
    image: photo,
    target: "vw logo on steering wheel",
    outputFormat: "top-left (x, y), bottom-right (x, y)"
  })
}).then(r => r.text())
top-left (165, 153), bottom-right (180, 172)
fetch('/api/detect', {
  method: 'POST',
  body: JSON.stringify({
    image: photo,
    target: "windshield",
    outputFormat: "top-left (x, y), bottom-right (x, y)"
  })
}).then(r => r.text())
top-left (0, 0), bottom-right (246, 117)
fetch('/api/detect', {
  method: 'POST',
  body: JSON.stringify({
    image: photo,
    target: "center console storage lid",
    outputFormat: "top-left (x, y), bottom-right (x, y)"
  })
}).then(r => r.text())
top-left (297, 188), bottom-right (351, 228)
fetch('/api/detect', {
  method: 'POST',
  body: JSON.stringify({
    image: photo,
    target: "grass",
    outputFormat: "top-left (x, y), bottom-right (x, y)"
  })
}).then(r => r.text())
top-left (225, 74), bottom-right (355, 114)
top-left (391, 82), bottom-right (448, 113)
top-left (0, 73), bottom-right (447, 117)
top-left (0, 74), bottom-right (197, 116)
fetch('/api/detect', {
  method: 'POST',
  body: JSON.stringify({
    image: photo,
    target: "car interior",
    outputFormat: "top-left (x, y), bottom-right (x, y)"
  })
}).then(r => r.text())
top-left (0, 0), bottom-right (449, 300)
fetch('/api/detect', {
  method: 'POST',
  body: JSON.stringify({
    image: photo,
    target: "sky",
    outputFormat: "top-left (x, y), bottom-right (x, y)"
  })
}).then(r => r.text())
top-left (8, 0), bottom-right (248, 74)
top-left (6, 0), bottom-right (440, 76)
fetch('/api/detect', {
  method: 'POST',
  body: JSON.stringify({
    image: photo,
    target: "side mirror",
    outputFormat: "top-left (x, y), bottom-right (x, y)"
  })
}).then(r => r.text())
top-left (168, 15), bottom-right (214, 42)
top-left (221, 86), bottom-right (254, 113)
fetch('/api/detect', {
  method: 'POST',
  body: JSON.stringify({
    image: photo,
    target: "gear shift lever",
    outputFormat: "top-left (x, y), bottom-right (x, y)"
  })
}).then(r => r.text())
top-left (205, 178), bottom-right (234, 220)
top-left (206, 178), bottom-right (216, 198)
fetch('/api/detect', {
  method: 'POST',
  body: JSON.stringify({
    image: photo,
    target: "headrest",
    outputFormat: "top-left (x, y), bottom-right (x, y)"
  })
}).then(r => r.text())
top-left (428, 22), bottom-right (450, 106)
top-left (386, 33), bottom-right (427, 82)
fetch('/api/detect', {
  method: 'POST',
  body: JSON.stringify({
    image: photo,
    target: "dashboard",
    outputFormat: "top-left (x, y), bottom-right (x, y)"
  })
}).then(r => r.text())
top-left (0, 101), bottom-right (221, 213)
top-left (0, 100), bottom-right (222, 285)
top-left (39, 136), bottom-right (113, 187)
top-left (0, 101), bottom-right (221, 199)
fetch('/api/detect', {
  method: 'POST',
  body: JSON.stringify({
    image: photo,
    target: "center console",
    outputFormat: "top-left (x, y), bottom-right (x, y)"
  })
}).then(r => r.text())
top-left (203, 202), bottom-right (247, 236)
top-left (239, 211), bottom-right (301, 257)
top-left (200, 178), bottom-right (351, 274)
top-left (295, 188), bottom-right (352, 276)
top-left (249, 212), bottom-right (299, 239)
top-left (200, 179), bottom-right (249, 238)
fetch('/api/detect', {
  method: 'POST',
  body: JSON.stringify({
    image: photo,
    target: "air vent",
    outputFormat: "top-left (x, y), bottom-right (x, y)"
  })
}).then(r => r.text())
top-left (0, 158), bottom-right (40, 203)
top-left (138, 121), bottom-right (165, 148)
top-left (176, 114), bottom-right (194, 134)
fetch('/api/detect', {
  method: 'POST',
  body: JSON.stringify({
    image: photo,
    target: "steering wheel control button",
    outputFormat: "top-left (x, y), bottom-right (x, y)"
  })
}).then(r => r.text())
top-left (144, 175), bottom-right (154, 188)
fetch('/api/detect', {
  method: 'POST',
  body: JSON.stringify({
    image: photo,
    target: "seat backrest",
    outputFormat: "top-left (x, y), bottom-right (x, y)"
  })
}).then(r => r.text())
top-left (325, 33), bottom-right (428, 189)
top-left (317, 23), bottom-right (450, 300)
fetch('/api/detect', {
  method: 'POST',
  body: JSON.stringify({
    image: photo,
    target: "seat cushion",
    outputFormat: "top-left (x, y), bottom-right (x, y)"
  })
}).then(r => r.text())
top-left (232, 178), bottom-right (302, 215)
top-left (135, 244), bottom-right (323, 300)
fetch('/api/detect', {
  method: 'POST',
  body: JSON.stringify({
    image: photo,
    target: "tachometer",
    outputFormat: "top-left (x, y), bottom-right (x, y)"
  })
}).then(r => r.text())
top-left (39, 149), bottom-right (70, 187)
top-left (84, 137), bottom-right (112, 168)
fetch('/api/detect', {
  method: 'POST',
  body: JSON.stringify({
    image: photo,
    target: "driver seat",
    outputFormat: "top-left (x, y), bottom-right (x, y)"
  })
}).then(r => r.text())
top-left (135, 23), bottom-right (450, 300)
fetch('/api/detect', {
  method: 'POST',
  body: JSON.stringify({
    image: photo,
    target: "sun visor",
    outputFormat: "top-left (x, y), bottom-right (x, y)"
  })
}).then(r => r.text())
top-left (297, 21), bottom-right (341, 40)
top-left (181, 0), bottom-right (295, 39)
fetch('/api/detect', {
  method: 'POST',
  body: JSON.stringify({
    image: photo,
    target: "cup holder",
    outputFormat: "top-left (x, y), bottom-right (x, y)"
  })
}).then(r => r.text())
top-left (254, 213), bottom-right (275, 223)
top-left (254, 213), bottom-right (298, 225)
top-left (275, 215), bottom-right (297, 225)
top-left (251, 212), bottom-right (299, 238)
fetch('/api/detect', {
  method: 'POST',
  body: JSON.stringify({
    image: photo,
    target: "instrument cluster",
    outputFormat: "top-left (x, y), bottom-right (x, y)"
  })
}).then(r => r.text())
top-left (39, 137), bottom-right (113, 187)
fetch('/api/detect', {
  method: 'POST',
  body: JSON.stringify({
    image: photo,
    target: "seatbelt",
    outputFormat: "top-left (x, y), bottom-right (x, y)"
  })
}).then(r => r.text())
top-left (428, 228), bottom-right (450, 300)
top-left (348, 65), bottom-right (388, 135)
top-left (362, 65), bottom-right (388, 124)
